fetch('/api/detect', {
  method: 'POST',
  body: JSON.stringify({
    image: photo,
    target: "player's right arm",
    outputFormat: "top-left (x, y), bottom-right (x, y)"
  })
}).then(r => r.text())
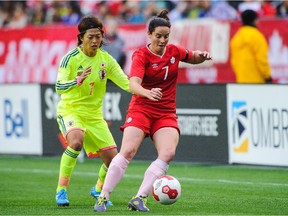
top-left (56, 66), bottom-right (92, 95)
top-left (130, 76), bottom-right (162, 101)
top-left (55, 68), bottom-right (77, 95)
top-left (55, 52), bottom-right (77, 94)
top-left (129, 50), bottom-right (162, 101)
top-left (55, 47), bottom-right (91, 95)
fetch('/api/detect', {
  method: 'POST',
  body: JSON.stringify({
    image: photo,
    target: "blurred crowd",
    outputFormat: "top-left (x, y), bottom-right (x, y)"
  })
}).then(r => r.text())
top-left (0, 0), bottom-right (288, 29)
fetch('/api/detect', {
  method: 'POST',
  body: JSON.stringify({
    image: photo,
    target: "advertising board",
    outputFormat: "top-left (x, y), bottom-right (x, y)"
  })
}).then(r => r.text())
top-left (227, 84), bottom-right (288, 166)
top-left (175, 84), bottom-right (228, 163)
top-left (0, 84), bottom-right (42, 155)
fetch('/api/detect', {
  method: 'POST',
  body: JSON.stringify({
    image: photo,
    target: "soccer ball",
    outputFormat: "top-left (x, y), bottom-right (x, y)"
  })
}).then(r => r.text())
top-left (152, 175), bottom-right (181, 205)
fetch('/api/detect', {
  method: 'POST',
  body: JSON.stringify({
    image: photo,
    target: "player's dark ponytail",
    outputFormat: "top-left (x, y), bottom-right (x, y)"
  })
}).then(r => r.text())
top-left (157, 10), bottom-right (170, 22)
top-left (148, 9), bottom-right (171, 34)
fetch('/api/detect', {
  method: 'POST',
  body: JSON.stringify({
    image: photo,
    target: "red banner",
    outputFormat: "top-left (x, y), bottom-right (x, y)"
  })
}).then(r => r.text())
top-left (0, 25), bottom-right (78, 83)
top-left (0, 19), bottom-right (287, 84)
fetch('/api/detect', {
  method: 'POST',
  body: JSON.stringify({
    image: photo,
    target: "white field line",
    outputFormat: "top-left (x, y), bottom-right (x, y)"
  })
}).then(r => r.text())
top-left (1, 167), bottom-right (288, 187)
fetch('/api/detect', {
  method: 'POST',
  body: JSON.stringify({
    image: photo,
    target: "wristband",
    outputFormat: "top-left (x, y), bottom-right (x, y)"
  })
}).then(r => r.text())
top-left (76, 76), bottom-right (82, 86)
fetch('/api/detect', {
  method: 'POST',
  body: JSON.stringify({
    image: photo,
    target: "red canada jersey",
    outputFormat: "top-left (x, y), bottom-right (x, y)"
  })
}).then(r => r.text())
top-left (128, 44), bottom-right (193, 114)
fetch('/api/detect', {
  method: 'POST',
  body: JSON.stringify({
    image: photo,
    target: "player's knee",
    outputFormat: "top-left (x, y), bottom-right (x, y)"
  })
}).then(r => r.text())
top-left (69, 141), bottom-right (83, 151)
top-left (120, 148), bottom-right (137, 161)
top-left (159, 149), bottom-right (176, 163)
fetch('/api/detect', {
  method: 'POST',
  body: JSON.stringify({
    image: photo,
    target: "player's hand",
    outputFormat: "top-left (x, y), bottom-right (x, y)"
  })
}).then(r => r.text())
top-left (199, 51), bottom-right (212, 60)
top-left (78, 66), bottom-right (92, 83)
top-left (147, 88), bottom-right (162, 101)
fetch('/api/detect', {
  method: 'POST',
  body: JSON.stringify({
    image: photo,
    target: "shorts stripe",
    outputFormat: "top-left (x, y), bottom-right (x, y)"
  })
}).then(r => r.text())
top-left (57, 115), bottom-right (67, 135)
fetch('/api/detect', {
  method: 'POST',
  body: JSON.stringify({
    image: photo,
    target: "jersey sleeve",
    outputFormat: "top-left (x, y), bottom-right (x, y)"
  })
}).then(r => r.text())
top-left (129, 50), bottom-right (146, 80)
top-left (107, 54), bottom-right (131, 93)
top-left (55, 56), bottom-right (77, 95)
top-left (176, 45), bottom-right (193, 62)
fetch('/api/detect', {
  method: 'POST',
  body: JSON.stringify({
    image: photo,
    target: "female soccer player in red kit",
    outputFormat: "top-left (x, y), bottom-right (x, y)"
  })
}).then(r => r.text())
top-left (94, 9), bottom-right (212, 212)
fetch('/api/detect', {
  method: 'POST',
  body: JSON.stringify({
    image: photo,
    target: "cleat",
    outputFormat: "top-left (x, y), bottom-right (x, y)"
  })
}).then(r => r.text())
top-left (127, 196), bottom-right (149, 212)
top-left (94, 197), bottom-right (107, 212)
top-left (90, 187), bottom-right (113, 206)
top-left (56, 189), bottom-right (69, 207)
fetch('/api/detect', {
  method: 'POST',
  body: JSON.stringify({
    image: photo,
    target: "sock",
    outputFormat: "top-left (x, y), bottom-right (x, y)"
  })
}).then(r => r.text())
top-left (56, 146), bottom-right (80, 192)
top-left (136, 159), bottom-right (169, 197)
top-left (100, 153), bottom-right (129, 199)
top-left (95, 163), bottom-right (108, 192)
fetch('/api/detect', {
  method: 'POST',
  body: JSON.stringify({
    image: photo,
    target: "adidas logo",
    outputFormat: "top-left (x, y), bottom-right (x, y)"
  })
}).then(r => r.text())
top-left (77, 66), bottom-right (84, 76)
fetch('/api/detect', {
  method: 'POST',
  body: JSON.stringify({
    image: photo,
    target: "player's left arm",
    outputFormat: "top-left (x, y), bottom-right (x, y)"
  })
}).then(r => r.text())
top-left (107, 55), bottom-right (131, 93)
top-left (177, 45), bottom-right (212, 64)
top-left (187, 50), bottom-right (212, 64)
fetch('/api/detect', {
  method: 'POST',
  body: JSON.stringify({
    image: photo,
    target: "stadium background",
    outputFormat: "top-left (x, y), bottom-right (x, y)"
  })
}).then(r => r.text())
top-left (1, 0), bottom-right (288, 167)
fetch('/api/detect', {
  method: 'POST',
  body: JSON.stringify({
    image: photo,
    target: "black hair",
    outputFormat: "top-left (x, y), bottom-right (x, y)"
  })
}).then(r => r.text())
top-left (241, 9), bottom-right (258, 27)
top-left (77, 15), bottom-right (104, 46)
top-left (148, 10), bottom-right (171, 34)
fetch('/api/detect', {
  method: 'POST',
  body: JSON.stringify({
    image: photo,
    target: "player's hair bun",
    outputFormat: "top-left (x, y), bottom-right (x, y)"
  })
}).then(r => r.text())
top-left (157, 10), bottom-right (170, 22)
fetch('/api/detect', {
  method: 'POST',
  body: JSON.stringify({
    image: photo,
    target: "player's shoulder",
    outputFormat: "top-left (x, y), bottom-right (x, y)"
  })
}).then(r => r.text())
top-left (134, 46), bottom-right (147, 54)
top-left (132, 46), bottom-right (150, 59)
top-left (60, 48), bottom-right (80, 68)
top-left (166, 43), bottom-right (181, 51)
top-left (165, 44), bottom-right (185, 57)
top-left (99, 48), bottom-right (108, 55)
top-left (64, 47), bottom-right (80, 58)
top-left (98, 48), bottom-right (115, 60)
top-left (166, 44), bottom-right (178, 49)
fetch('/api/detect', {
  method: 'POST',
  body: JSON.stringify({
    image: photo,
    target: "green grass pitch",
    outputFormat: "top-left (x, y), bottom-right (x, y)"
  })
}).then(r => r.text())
top-left (1, 155), bottom-right (288, 215)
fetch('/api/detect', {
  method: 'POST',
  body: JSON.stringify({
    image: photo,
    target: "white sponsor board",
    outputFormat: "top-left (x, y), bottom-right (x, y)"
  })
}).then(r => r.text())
top-left (0, 84), bottom-right (43, 155)
top-left (227, 84), bottom-right (288, 166)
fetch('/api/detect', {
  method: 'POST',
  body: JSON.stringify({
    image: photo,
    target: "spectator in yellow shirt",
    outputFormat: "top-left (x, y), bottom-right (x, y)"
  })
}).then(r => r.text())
top-left (230, 9), bottom-right (272, 83)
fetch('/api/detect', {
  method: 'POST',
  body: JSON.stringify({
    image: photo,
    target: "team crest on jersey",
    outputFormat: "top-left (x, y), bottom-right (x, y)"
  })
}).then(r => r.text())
top-left (170, 57), bottom-right (175, 64)
top-left (152, 63), bottom-right (158, 68)
top-left (77, 65), bottom-right (84, 76)
top-left (99, 70), bottom-right (107, 80)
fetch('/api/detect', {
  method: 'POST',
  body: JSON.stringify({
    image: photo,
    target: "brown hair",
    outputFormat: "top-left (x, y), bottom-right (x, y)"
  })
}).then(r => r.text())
top-left (148, 10), bottom-right (171, 34)
top-left (77, 15), bottom-right (104, 46)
